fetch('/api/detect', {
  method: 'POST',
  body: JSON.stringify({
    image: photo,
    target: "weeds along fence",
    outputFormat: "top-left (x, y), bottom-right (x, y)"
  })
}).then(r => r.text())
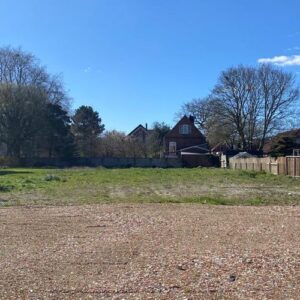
top-left (229, 156), bottom-right (300, 177)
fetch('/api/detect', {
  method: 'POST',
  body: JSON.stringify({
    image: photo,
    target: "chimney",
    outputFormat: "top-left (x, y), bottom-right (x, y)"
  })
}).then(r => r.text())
top-left (145, 123), bottom-right (148, 130)
top-left (189, 115), bottom-right (195, 124)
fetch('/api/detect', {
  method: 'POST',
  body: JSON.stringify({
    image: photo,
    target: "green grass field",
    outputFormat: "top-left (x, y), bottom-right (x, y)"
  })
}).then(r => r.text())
top-left (0, 167), bottom-right (299, 207)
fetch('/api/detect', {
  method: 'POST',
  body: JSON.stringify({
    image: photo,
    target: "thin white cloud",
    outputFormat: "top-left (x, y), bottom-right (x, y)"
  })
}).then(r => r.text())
top-left (83, 67), bottom-right (103, 74)
top-left (287, 46), bottom-right (300, 51)
top-left (258, 55), bottom-right (300, 66)
top-left (83, 67), bottom-right (92, 73)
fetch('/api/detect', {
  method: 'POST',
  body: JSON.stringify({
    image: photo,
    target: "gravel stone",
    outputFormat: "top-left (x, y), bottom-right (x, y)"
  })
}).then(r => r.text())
top-left (0, 204), bottom-right (299, 299)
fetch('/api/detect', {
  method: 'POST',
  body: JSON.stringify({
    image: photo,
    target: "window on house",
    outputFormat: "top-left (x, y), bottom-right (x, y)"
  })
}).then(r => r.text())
top-left (179, 124), bottom-right (191, 134)
top-left (169, 142), bottom-right (177, 153)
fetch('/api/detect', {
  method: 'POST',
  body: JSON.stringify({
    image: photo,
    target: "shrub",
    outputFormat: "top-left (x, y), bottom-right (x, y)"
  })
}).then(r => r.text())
top-left (238, 170), bottom-right (257, 178)
top-left (44, 174), bottom-right (61, 182)
top-left (0, 185), bottom-right (14, 192)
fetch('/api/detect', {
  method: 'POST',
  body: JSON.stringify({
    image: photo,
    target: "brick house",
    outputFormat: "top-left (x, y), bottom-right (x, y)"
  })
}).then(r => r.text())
top-left (127, 117), bottom-right (217, 167)
top-left (164, 115), bottom-right (208, 157)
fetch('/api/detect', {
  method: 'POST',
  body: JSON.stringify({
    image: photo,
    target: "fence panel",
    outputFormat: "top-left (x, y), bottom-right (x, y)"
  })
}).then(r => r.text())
top-left (229, 156), bottom-right (300, 177)
top-left (229, 157), bottom-right (277, 175)
top-left (285, 156), bottom-right (300, 177)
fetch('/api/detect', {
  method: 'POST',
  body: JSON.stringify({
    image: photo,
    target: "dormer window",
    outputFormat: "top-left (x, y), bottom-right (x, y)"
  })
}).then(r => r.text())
top-left (179, 124), bottom-right (191, 134)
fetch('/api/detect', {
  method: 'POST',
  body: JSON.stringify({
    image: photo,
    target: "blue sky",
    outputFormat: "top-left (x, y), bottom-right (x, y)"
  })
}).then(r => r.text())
top-left (0, 0), bottom-right (300, 132)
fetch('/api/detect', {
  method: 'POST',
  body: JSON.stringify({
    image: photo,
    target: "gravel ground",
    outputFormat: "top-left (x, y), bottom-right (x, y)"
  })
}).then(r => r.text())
top-left (0, 204), bottom-right (299, 299)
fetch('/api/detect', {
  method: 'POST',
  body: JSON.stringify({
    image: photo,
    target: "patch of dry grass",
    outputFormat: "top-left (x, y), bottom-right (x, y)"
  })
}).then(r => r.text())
top-left (0, 168), bottom-right (300, 206)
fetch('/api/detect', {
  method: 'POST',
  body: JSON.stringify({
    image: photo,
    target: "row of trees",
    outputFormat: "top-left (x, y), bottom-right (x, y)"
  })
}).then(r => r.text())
top-left (178, 64), bottom-right (300, 152)
top-left (0, 47), bottom-right (104, 159)
top-left (0, 46), bottom-right (169, 159)
top-left (1, 46), bottom-right (299, 159)
top-left (95, 122), bottom-right (170, 158)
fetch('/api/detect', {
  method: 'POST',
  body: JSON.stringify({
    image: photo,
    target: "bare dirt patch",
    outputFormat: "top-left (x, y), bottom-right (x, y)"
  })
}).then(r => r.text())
top-left (0, 204), bottom-right (299, 299)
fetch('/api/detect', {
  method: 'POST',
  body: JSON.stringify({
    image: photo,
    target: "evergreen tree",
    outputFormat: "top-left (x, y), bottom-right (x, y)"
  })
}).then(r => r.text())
top-left (71, 106), bottom-right (105, 157)
top-left (43, 103), bottom-right (77, 158)
top-left (270, 136), bottom-right (296, 157)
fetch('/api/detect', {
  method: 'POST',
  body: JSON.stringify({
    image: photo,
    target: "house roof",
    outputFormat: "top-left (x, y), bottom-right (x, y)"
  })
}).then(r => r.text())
top-left (211, 142), bottom-right (231, 153)
top-left (179, 144), bottom-right (209, 154)
top-left (231, 152), bottom-right (256, 159)
top-left (128, 124), bottom-right (148, 136)
top-left (277, 128), bottom-right (300, 137)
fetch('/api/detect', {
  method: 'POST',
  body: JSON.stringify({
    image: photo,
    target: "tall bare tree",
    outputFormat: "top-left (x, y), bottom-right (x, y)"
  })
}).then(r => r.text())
top-left (257, 64), bottom-right (300, 150)
top-left (212, 65), bottom-right (260, 150)
top-left (177, 97), bottom-right (238, 148)
top-left (179, 64), bottom-right (300, 151)
top-left (0, 84), bottom-right (46, 157)
top-left (0, 46), bottom-right (71, 157)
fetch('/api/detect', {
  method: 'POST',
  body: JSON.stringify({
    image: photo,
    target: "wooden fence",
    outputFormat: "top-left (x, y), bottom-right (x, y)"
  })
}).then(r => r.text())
top-left (229, 156), bottom-right (300, 177)
top-left (285, 156), bottom-right (300, 177)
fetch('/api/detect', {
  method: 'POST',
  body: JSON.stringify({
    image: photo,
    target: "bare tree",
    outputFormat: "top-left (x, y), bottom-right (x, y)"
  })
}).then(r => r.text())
top-left (178, 65), bottom-right (299, 151)
top-left (257, 64), bottom-right (300, 150)
top-left (177, 96), bottom-right (241, 148)
top-left (212, 65), bottom-right (260, 150)
top-left (0, 46), bottom-right (71, 157)
top-left (212, 65), bottom-right (300, 151)
top-left (0, 84), bottom-right (47, 157)
top-left (0, 46), bottom-right (70, 107)
top-left (99, 130), bottom-right (147, 158)
top-left (99, 131), bottom-right (127, 157)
